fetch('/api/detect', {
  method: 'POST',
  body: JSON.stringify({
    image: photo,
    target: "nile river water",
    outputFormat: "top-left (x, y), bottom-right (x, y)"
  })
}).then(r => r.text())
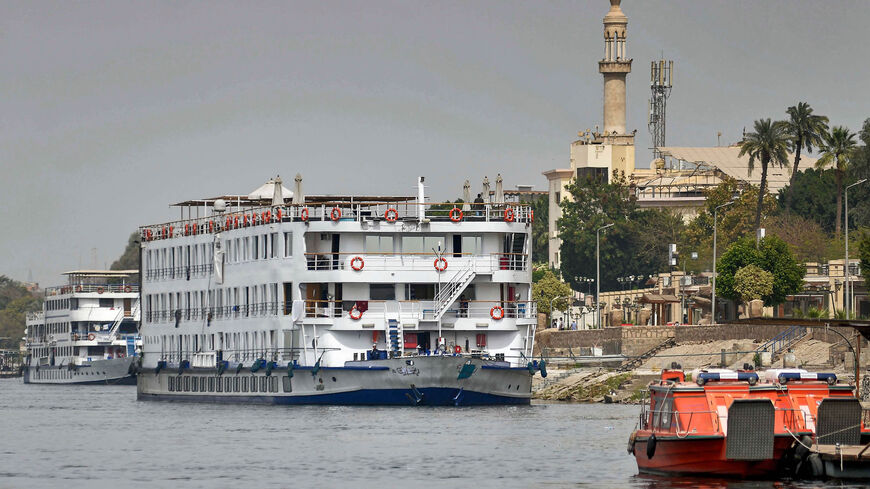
top-left (0, 379), bottom-right (864, 489)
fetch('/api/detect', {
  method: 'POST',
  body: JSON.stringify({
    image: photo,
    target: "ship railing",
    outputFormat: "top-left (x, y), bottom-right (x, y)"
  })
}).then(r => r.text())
top-left (26, 311), bottom-right (44, 322)
top-left (145, 264), bottom-right (214, 281)
top-left (145, 302), bottom-right (281, 323)
top-left (304, 252), bottom-right (528, 272)
top-left (299, 299), bottom-right (536, 320)
top-left (45, 283), bottom-right (139, 295)
top-left (139, 202), bottom-right (533, 242)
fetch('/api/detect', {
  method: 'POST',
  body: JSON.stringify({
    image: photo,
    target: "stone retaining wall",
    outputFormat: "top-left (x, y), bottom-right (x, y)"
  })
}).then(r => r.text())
top-left (534, 323), bottom-right (797, 357)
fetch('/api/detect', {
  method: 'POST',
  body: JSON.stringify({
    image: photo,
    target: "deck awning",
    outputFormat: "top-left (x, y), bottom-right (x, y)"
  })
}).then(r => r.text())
top-left (639, 293), bottom-right (680, 304)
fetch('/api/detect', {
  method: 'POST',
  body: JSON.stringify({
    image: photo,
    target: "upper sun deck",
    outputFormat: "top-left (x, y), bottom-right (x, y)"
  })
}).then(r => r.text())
top-left (44, 270), bottom-right (139, 297)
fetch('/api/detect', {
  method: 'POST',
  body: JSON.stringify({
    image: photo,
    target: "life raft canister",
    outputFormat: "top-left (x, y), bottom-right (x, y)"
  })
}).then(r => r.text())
top-left (490, 306), bottom-right (504, 320)
top-left (449, 207), bottom-right (463, 222)
top-left (434, 257), bottom-right (448, 272)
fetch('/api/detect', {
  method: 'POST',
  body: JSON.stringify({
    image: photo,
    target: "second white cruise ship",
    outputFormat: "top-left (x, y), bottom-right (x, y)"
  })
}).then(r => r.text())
top-left (137, 176), bottom-right (541, 405)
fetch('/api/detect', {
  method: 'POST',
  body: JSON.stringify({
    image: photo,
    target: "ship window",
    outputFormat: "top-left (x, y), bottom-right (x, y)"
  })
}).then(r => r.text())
top-left (216, 377), bottom-right (222, 392)
top-left (271, 233), bottom-right (279, 258)
top-left (260, 376), bottom-right (268, 392)
top-left (184, 376), bottom-right (190, 392)
top-left (271, 376), bottom-right (278, 392)
top-left (406, 284), bottom-right (435, 300)
top-left (241, 376), bottom-right (248, 392)
top-left (461, 236), bottom-right (483, 255)
top-left (370, 284), bottom-right (395, 301)
top-left (99, 298), bottom-right (113, 308)
top-left (252, 236), bottom-right (259, 260)
top-left (283, 232), bottom-right (293, 257)
top-left (282, 376), bottom-right (292, 392)
top-left (401, 236), bottom-right (444, 254)
top-left (365, 236), bottom-right (394, 254)
top-left (250, 376), bottom-right (258, 393)
top-left (208, 377), bottom-right (215, 392)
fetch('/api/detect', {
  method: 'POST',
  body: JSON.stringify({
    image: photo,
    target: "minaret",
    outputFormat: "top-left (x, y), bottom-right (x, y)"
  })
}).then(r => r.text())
top-left (599, 0), bottom-right (632, 136)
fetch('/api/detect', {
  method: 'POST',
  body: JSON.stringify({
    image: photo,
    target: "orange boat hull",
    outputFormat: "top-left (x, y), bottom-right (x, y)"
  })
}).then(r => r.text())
top-left (633, 434), bottom-right (794, 478)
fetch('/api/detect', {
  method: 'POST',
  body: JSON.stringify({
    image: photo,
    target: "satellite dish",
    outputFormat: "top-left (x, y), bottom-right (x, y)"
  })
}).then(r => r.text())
top-left (213, 199), bottom-right (227, 213)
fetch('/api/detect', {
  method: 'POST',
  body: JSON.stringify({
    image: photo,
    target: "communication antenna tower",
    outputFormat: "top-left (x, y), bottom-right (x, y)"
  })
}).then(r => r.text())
top-left (648, 58), bottom-right (673, 160)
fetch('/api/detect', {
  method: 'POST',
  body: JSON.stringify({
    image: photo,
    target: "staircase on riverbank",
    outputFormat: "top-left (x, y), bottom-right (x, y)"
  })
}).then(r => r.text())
top-left (617, 337), bottom-right (676, 372)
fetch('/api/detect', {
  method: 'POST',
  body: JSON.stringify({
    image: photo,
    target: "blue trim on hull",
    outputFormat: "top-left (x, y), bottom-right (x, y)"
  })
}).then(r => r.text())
top-left (139, 387), bottom-right (530, 406)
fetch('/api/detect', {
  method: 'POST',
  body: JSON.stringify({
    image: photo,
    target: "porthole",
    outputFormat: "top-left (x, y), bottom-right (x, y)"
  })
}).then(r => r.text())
top-left (332, 377), bottom-right (337, 382)
top-left (508, 384), bottom-right (512, 390)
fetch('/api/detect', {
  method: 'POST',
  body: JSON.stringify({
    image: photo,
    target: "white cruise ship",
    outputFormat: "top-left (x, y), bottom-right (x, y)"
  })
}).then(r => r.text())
top-left (24, 270), bottom-right (141, 384)
top-left (137, 176), bottom-right (541, 405)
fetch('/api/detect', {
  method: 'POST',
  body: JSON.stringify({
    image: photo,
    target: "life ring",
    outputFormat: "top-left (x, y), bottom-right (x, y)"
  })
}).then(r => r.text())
top-left (72, 334), bottom-right (79, 341)
top-left (87, 333), bottom-right (95, 341)
top-left (209, 221), bottom-right (214, 233)
top-left (276, 208), bottom-right (282, 221)
top-left (490, 306), bottom-right (504, 320)
top-left (169, 225), bottom-right (174, 237)
top-left (449, 207), bottom-right (463, 222)
top-left (331, 207), bottom-right (342, 221)
top-left (162, 226), bottom-right (167, 239)
top-left (244, 214), bottom-right (250, 227)
top-left (385, 208), bottom-right (398, 222)
top-left (454, 345), bottom-right (462, 354)
top-left (123, 285), bottom-right (132, 293)
top-left (349, 307), bottom-right (362, 320)
top-left (96, 287), bottom-right (105, 294)
top-left (263, 210), bottom-right (271, 223)
top-left (300, 208), bottom-right (309, 221)
top-left (504, 207), bottom-right (515, 222)
top-left (434, 257), bottom-right (448, 272)
top-left (75, 285), bottom-right (82, 292)
top-left (350, 256), bottom-right (364, 271)
top-left (146, 229), bottom-right (153, 241)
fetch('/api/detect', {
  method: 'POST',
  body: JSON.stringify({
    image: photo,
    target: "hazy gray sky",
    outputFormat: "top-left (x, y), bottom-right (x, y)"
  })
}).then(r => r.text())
top-left (2, 1), bottom-right (868, 286)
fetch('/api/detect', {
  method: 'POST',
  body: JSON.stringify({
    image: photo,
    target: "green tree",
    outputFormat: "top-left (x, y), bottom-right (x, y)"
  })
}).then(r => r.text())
top-left (738, 118), bottom-right (790, 230)
top-left (777, 168), bottom-right (839, 232)
top-left (860, 233), bottom-right (870, 293)
top-left (733, 264), bottom-right (774, 303)
top-left (0, 277), bottom-right (41, 349)
top-left (847, 119), bottom-right (870, 227)
top-left (763, 214), bottom-right (833, 263)
top-left (532, 268), bottom-right (572, 323)
top-left (780, 102), bottom-right (829, 213)
top-left (816, 125), bottom-right (858, 235)
top-left (110, 232), bottom-right (141, 271)
top-left (522, 195), bottom-right (549, 264)
top-left (557, 171), bottom-right (685, 291)
top-left (716, 235), bottom-right (805, 307)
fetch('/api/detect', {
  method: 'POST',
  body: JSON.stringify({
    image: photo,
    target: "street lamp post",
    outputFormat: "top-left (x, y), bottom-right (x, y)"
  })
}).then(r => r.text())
top-left (596, 223), bottom-right (614, 329)
top-left (845, 179), bottom-right (867, 319)
top-left (712, 201), bottom-right (734, 324)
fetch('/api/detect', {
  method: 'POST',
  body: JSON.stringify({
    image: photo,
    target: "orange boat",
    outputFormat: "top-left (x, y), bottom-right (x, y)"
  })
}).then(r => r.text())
top-left (629, 367), bottom-right (817, 478)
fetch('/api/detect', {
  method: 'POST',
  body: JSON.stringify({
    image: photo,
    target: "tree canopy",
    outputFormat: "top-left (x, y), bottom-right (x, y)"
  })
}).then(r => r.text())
top-left (110, 232), bottom-right (141, 271)
top-left (738, 118), bottom-right (790, 230)
top-left (531, 268), bottom-right (572, 320)
top-left (715, 236), bottom-right (805, 307)
top-left (733, 264), bottom-right (774, 303)
top-left (0, 276), bottom-right (41, 349)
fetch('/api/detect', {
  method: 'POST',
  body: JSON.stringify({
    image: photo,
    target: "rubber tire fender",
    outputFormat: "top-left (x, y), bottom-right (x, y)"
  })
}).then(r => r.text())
top-left (798, 452), bottom-right (825, 479)
top-left (646, 433), bottom-right (657, 460)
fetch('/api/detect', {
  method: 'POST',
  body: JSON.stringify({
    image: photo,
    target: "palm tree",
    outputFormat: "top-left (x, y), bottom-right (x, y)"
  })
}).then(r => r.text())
top-left (738, 118), bottom-right (790, 231)
top-left (781, 102), bottom-right (829, 212)
top-left (816, 125), bottom-right (858, 235)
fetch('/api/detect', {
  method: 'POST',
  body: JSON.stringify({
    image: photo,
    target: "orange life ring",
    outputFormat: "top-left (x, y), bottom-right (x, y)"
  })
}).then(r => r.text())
top-left (434, 257), bottom-right (448, 272)
top-left (449, 207), bottom-right (463, 222)
top-left (454, 345), bottom-right (462, 354)
top-left (75, 285), bottom-right (82, 292)
top-left (146, 229), bottom-right (153, 241)
top-left (87, 333), bottom-right (95, 341)
top-left (209, 221), bottom-right (214, 233)
top-left (96, 287), bottom-right (104, 294)
top-left (504, 207), bottom-right (515, 222)
top-left (276, 208), bottom-right (282, 221)
top-left (124, 285), bottom-right (132, 293)
top-left (385, 208), bottom-right (398, 222)
top-left (350, 256), bottom-right (364, 271)
top-left (162, 226), bottom-right (167, 239)
top-left (331, 207), bottom-right (342, 221)
top-left (490, 306), bottom-right (505, 320)
top-left (349, 307), bottom-right (362, 320)
top-left (300, 208), bottom-right (309, 221)
top-left (244, 215), bottom-right (250, 227)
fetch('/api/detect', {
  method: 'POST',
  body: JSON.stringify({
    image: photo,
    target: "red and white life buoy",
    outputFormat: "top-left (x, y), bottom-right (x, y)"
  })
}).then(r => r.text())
top-left (75, 285), bottom-right (83, 292)
top-left (384, 208), bottom-right (398, 222)
top-left (449, 207), bottom-right (463, 222)
top-left (96, 287), bottom-right (105, 294)
top-left (349, 307), bottom-right (362, 320)
top-left (123, 285), bottom-right (132, 293)
top-left (209, 220), bottom-right (214, 233)
top-left (300, 208), bottom-right (309, 222)
top-left (331, 207), bottom-right (342, 221)
top-left (504, 207), bottom-right (515, 222)
top-left (87, 333), bottom-right (96, 341)
top-left (490, 306), bottom-right (505, 320)
top-left (350, 256), bottom-right (365, 271)
top-left (454, 345), bottom-right (462, 354)
top-left (434, 257), bottom-right (448, 272)
top-left (276, 208), bottom-right (283, 221)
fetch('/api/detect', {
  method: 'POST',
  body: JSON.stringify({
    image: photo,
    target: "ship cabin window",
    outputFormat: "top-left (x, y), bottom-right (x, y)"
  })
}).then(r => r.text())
top-left (406, 284), bottom-right (436, 301)
top-left (271, 233), bottom-right (279, 258)
top-left (216, 377), bottom-right (222, 392)
top-left (99, 298), bottom-right (114, 308)
top-left (282, 376), bottom-right (292, 392)
top-left (168, 376), bottom-right (175, 391)
top-left (252, 236), bottom-right (259, 260)
top-left (260, 376), bottom-right (268, 392)
top-left (370, 284), bottom-right (395, 301)
top-left (365, 236), bottom-right (393, 254)
top-left (208, 377), bottom-right (215, 392)
top-left (283, 232), bottom-right (293, 257)
top-left (241, 376), bottom-right (248, 392)
top-left (402, 236), bottom-right (445, 254)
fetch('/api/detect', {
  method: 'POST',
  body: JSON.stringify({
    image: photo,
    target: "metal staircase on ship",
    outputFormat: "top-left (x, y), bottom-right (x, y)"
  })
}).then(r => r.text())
top-left (431, 262), bottom-right (476, 322)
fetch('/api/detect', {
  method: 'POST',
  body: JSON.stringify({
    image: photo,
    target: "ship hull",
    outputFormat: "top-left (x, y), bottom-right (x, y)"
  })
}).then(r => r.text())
top-left (632, 433), bottom-right (794, 478)
top-left (138, 355), bottom-right (532, 406)
top-left (23, 357), bottom-right (136, 385)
